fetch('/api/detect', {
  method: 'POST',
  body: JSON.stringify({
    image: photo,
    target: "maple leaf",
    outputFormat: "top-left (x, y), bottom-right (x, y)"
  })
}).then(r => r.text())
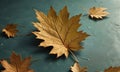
top-left (2, 24), bottom-right (18, 38)
top-left (0, 52), bottom-right (34, 72)
top-left (71, 62), bottom-right (87, 72)
top-left (89, 7), bottom-right (109, 19)
top-left (33, 6), bottom-right (89, 58)
top-left (104, 66), bottom-right (120, 72)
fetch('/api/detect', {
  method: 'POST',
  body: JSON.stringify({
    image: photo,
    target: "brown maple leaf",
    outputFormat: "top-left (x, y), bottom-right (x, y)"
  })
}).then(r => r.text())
top-left (89, 7), bottom-right (109, 19)
top-left (71, 62), bottom-right (87, 72)
top-left (33, 6), bottom-right (89, 58)
top-left (0, 52), bottom-right (34, 72)
top-left (2, 24), bottom-right (18, 38)
top-left (104, 66), bottom-right (120, 72)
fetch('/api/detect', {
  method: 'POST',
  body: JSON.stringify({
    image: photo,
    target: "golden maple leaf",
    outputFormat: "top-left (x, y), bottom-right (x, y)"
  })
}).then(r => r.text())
top-left (33, 6), bottom-right (89, 58)
top-left (71, 62), bottom-right (87, 72)
top-left (104, 66), bottom-right (120, 72)
top-left (89, 7), bottom-right (109, 19)
top-left (0, 52), bottom-right (34, 72)
top-left (2, 24), bottom-right (18, 38)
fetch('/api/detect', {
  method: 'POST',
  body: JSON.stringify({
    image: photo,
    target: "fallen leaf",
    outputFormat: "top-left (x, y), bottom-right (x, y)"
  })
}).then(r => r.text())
top-left (89, 7), bottom-right (109, 19)
top-left (33, 6), bottom-right (89, 58)
top-left (71, 62), bottom-right (87, 72)
top-left (104, 66), bottom-right (120, 72)
top-left (2, 24), bottom-right (18, 37)
top-left (0, 52), bottom-right (34, 72)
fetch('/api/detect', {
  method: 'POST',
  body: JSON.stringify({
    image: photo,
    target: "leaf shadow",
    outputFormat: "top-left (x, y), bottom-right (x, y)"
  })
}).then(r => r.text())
top-left (32, 45), bottom-right (66, 62)
top-left (68, 70), bottom-right (72, 72)
top-left (45, 52), bottom-right (66, 63)
top-left (89, 16), bottom-right (109, 22)
top-left (32, 46), bottom-right (52, 55)
top-left (25, 33), bottom-right (83, 63)
top-left (0, 32), bottom-right (9, 39)
top-left (0, 64), bottom-right (4, 71)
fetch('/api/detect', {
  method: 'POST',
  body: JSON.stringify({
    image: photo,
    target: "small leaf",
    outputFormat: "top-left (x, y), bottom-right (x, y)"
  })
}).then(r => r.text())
top-left (0, 52), bottom-right (34, 72)
top-left (33, 6), bottom-right (89, 58)
top-left (71, 62), bottom-right (87, 72)
top-left (2, 24), bottom-right (18, 38)
top-left (104, 66), bottom-right (120, 72)
top-left (89, 7), bottom-right (109, 19)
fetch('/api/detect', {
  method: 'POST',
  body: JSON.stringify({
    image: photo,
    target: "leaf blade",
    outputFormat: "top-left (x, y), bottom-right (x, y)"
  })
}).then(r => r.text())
top-left (33, 6), bottom-right (89, 58)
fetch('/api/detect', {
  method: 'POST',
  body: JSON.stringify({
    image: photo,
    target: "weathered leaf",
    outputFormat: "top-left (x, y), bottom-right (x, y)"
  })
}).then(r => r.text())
top-left (0, 52), bottom-right (34, 72)
top-left (2, 24), bottom-right (18, 37)
top-left (33, 6), bottom-right (89, 58)
top-left (71, 62), bottom-right (87, 72)
top-left (89, 7), bottom-right (109, 19)
top-left (104, 66), bottom-right (120, 72)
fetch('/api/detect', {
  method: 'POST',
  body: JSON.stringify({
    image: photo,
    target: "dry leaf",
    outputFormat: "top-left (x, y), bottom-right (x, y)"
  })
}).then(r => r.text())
top-left (104, 66), bottom-right (120, 72)
top-left (2, 24), bottom-right (18, 37)
top-left (33, 6), bottom-right (89, 58)
top-left (71, 62), bottom-right (87, 72)
top-left (0, 52), bottom-right (34, 72)
top-left (89, 7), bottom-right (109, 19)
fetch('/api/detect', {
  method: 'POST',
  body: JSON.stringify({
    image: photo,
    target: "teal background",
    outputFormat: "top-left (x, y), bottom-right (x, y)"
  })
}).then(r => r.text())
top-left (0, 0), bottom-right (120, 72)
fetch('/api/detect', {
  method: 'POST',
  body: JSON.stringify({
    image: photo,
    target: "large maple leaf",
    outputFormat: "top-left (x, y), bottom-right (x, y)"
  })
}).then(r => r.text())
top-left (0, 52), bottom-right (34, 72)
top-left (33, 6), bottom-right (89, 58)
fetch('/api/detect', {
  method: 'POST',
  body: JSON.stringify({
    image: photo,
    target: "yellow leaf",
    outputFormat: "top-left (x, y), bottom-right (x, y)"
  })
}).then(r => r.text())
top-left (0, 52), bottom-right (34, 72)
top-left (33, 6), bottom-right (89, 58)
top-left (104, 66), bottom-right (120, 72)
top-left (2, 24), bottom-right (18, 38)
top-left (71, 62), bottom-right (87, 72)
top-left (89, 7), bottom-right (109, 19)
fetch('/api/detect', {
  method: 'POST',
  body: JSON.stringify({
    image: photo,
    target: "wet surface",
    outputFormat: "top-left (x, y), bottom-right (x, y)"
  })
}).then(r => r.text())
top-left (0, 0), bottom-right (120, 72)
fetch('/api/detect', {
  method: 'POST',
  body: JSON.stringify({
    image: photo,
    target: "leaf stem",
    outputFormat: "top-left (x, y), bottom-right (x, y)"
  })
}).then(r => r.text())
top-left (69, 49), bottom-right (90, 62)
top-left (69, 49), bottom-right (79, 62)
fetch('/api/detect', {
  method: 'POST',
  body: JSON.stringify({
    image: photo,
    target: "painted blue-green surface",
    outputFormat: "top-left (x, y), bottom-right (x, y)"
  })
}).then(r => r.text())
top-left (0, 0), bottom-right (120, 72)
